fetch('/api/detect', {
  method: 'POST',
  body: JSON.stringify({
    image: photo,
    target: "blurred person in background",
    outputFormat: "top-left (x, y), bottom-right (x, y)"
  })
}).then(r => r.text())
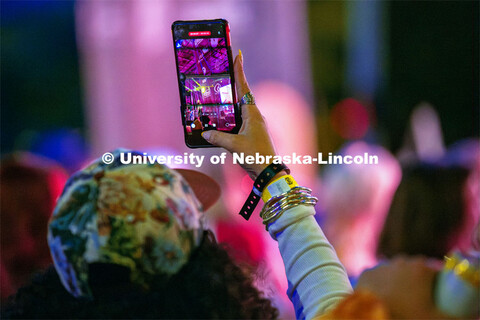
top-left (352, 256), bottom-right (451, 319)
top-left (0, 152), bottom-right (68, 302)
top-left (383, 101), bottom-right (479, 259)
top-left (353, 244), bottom-right (479, 319)
top-left (368, 106), bottom-right (480, 319)
top-left (319, 107), bottom-right (479, 318)
top-left (320, 142), bottom-right (402, 281)
top-left (375, 160), bottom-right (480, 317)
top-left (377, 163), bottom-right (478, 260)
top-left (322, 227), bottom-right (479, 319)
top-left (316, 256), bottom-right (451, 319)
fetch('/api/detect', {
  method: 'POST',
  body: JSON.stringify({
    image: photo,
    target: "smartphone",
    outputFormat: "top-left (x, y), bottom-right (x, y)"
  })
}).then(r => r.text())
top-left (172, 19), bottom-right (241, 148)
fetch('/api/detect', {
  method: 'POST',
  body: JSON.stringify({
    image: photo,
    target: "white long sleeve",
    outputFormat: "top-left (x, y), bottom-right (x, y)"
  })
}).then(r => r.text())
top-left (266, 205), bottom-right (353, 320)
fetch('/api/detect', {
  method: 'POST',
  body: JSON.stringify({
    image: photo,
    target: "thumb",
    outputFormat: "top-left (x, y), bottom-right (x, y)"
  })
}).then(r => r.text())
top-left (202, 130), bottom-right (238, 152)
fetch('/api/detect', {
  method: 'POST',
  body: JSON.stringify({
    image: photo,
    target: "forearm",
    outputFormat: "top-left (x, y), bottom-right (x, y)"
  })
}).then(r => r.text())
top-left (199, 49), bottom-right (352, 320)
top-left (267, 205), bottom-right (353, 320)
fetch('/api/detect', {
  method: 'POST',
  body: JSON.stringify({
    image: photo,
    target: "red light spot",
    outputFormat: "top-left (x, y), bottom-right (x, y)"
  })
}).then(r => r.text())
top-left (330, 98), bottom-right (370, 139)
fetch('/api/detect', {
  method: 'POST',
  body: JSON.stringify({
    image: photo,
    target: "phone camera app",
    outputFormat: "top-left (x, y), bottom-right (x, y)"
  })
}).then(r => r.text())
top-left (174, 22), bottom-right (237, 142)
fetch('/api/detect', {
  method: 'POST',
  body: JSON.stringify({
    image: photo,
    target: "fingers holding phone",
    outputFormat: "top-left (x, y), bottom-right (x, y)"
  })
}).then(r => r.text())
top-left (203, 52), bottom-right (278, 179)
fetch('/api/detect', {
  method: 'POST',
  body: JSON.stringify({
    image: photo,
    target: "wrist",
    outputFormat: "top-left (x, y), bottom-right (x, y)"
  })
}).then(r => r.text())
top-left (249, 151), bottom-right (280, 179)
top-left (252, 164), bottom-right (286, 179)
top-left (239, 163), bottom-right (290, 220)
top-left (270, 171), bottom-right (287, 181)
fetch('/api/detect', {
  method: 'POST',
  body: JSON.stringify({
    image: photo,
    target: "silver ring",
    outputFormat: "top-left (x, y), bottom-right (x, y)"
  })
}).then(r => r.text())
top-left (240, 92), bottom-right (256, 106)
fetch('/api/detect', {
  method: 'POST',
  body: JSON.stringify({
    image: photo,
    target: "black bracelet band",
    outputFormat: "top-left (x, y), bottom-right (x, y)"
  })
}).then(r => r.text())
top-left (239, 163), bottom-right (290, 220)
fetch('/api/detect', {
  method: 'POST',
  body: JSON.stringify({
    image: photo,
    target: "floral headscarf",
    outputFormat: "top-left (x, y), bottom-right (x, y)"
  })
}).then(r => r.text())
top-left (48, 150), bottom-right (204, 298)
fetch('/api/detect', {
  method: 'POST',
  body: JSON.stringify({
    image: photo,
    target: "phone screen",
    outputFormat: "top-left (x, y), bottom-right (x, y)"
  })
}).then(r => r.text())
top-left (172, 19), bottom-right (240, 148)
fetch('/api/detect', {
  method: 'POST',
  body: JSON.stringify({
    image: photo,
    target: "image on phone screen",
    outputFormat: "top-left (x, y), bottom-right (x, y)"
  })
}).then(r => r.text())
top-left (172, 20), bottom-right (239, 148)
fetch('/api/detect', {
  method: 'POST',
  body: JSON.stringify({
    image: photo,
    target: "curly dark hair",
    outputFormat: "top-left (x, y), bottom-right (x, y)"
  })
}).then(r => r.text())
top-left (2, 231), bottom-right (278, 319)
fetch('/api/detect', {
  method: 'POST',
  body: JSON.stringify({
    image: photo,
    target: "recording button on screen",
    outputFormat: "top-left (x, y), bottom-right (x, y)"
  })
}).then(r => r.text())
top-left (189, 31), bottom-right (211, 37)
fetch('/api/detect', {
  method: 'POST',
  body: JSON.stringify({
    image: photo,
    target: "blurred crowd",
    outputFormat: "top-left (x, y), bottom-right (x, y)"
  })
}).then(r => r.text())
top-left (1, 100), bottom-right (478, 319)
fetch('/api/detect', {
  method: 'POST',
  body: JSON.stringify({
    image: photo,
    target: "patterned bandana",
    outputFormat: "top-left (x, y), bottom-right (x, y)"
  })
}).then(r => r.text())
top-left (48, 149), bottom-right (204, 298)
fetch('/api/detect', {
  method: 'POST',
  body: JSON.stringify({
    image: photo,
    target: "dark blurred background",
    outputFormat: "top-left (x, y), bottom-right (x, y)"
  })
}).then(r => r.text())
top-left (309, 1), bottom-right (478, 152)
top-left (2, 2), bottom-right (83, 149)
top-left (1, 1), bottom-right (86, 172)
top-left (2, 1), bottom-right (478, 163)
